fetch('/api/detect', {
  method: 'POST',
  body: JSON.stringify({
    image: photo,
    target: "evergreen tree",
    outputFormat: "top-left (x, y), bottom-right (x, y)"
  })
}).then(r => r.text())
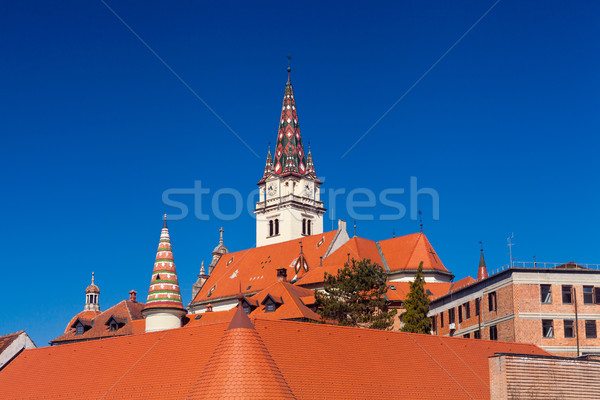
top-left (315, 258), bottom-right (397, 330)
top-left (401, 262), bottom-right (431, 334)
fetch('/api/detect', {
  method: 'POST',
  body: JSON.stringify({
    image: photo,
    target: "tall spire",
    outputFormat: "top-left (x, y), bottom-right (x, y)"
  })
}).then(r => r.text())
top-left (271, 66), bottom-right (308, 177)
top-left (477, 242), bottom-right (489, 281)
top-left (305, 143), bottom-right (320, 182)
top-left (142, 215), bottom-right (186, 332)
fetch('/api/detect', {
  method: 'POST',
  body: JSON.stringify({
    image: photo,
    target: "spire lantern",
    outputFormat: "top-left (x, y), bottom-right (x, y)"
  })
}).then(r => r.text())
top-left (142, 215), bottom-right (187, 332)
top-left (84, 272), bottom-right (100, 312)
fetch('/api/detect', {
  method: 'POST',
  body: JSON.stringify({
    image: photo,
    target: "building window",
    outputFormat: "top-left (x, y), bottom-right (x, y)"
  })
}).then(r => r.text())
top-left (583, 286), bottom-right (594, 304)
top-left (307, 219), bottom-right (311, 235)
top-left (76, 324), bottom-right (84, 335)
top-left (474, 330), bottom-right (481, 339)
top-left (540, 284), bottom-right (552, 304)
top-left (448, 308), bottom-right (455, 324)
top-left (274, 219), bottom-right (279, 235)
top-left (542, 320), bottom-right (554, 338)
top-left (488, 292), bottom-right (497, 312)
top-left (463, 333), bottom-right (470, 339)
top-left (265, 302), bottom-right (276, 312)
top-left (564, 320), bottom-right (574, 338)
top-left (302, 219), bottom-right (306, 235)
top-left (440, 312), bottom-right (444, 327)
top-left (475, 298), bottom-right (480, 316)
top-left (464, 302), bottom-right (470, 319)
top-left (562, 285), bottom-right (573, 304)
top-left (269, 220), bottom-right (274, 237)
top-left (585, 320), bottom-right (597, 339)
top-left (109, 322), bottom-right (118, 332)
top-left (489, 325), bottom-right (498, 340)
top-left (458, 305), bottom-right (463, 323)
top-left (243, 305), bottom-right (250, 314)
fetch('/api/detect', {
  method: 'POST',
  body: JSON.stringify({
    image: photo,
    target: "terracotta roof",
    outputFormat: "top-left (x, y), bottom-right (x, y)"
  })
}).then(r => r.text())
top-left (191, 230), bottom-right (339, 305)
top-left (0, 331), bottom-right (23, 354)
top-left (295, 237), bottom-right (383, 286)
top-left (188, 301), bottom-right (296, 399)
top-left (247, 281), bottom-right (320, 321)
top-left (385, 282), bottom-right (453, 302)
top-left (185, 309), bottom-right (237, 328)
top-left (379, 232), bottom-right (451, 273)
top-left (51, 300), bottom-right (145, 344)
top-left (143, 216), bottom-right (186, 313)
top-left (0, 318), bottom-right (549, 399)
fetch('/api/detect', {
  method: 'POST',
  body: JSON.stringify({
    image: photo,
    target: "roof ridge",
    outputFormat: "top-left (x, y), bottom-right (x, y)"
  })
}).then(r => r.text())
top-left (404, 232), bottom-right (423, 269)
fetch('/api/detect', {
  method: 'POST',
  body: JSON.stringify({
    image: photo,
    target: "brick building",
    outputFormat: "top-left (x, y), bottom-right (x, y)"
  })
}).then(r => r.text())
top-left (429, 257), bottom-right (600, 356)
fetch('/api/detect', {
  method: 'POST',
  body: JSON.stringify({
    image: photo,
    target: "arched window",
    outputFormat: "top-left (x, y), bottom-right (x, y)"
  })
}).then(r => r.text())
top-left (307, 220), bottom-right (312, 235)
top-left (269, 220), bottom-right (274, 237)
top-left (302, 219), bottom-right (306, 235)
top-left (275, 219), bottom-right (279, 235)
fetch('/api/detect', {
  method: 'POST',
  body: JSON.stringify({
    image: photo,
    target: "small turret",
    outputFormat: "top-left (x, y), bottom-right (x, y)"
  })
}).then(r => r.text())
top-left (208, 227), bottom-right (228, 274)
top-left (142, 214), bottom-right (187, 332)
top-left (477, 243), bottom-right (489, 281)
top-left (84, 272), bottom-right (100, 312)
top-left (192, 261), bottom-right (209, 299)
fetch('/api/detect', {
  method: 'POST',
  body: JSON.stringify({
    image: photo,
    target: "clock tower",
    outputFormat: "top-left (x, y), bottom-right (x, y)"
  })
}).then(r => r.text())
top-left (254, 67), bottom-right (325, 247)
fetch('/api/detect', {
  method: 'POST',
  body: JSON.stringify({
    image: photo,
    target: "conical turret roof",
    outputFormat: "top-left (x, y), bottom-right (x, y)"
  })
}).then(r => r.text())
top-left (271, 69), bottom-right (308, 178)
top-left (257, 147), bottom-right (273, 184)
top-left (143, 215), bottom-right (186, 312)
top-left (187, 294), bottom-right (296, 400)
top-left (477, 248), bottom-right (489, 281)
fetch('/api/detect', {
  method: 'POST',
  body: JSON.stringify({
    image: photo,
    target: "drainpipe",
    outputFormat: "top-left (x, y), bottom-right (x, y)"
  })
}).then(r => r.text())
top-left (574, 287), bottom-right (580, 357)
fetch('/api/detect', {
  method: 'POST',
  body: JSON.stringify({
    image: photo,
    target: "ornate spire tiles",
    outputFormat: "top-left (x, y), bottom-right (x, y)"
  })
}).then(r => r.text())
top-left (143, 215), bottom-right (186, 312)
top-left (270, 68), bottom-right (309, 178)
top-left (477, 247), bottom-right (489, 281)
top-left (258, 147), bottom-right (273, 184)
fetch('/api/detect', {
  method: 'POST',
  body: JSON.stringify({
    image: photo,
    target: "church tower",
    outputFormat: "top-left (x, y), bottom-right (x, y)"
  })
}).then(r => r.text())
top-left (254, 67), bottom-right (326, 247)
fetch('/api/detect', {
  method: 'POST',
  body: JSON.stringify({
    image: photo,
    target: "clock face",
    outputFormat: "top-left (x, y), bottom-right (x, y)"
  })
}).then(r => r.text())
top-left (267, 183), bottom-right (277, 196)
top-left (304, 183), bottom-right (312, 196)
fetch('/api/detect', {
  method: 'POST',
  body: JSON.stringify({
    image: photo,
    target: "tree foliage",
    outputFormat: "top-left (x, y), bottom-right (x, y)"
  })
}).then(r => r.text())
top-left (315, 258), bottom-right (397, 330)
top-left (401, 262), bottom-right (431, 334)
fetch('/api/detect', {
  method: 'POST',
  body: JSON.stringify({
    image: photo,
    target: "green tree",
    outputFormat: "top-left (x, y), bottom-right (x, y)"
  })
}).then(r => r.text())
top-left (401, 261), bottom-right (431, 334)
top-left (315, 258), bottom-right (397, 330)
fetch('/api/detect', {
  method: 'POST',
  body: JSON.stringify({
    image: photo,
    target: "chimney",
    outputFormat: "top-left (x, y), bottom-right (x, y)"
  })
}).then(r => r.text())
top-left (276, 268), bottom-right (287, 282)
top-left (206, 304), bottom-right (213, 312)
top-left (129, 290), bottom-right (137, 302)
top-left (338, 219), bottom-right (347, 233)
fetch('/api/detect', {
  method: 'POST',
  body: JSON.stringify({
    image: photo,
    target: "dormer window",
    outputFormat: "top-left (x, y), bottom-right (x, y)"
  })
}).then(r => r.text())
top-left (75, 323), bottom-right (84, 335)
top-left (261, 294), bottom-right (283, 313)
top-left (243, 304), bottom-right (251, 314)
top-left (109, 321), bottom-right (118, 332)
top-left (265, 302), bottom-right (276, 312)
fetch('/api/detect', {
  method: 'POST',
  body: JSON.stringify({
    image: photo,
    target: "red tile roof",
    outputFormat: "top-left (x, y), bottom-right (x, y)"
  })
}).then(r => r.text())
top-left (379, 232), bottom-right (450, 273)
top-left (191, 230), bottom-right (339, 305)
top-left (248, 281), bottom-right (320, 321)
top-left (385, 281), bottom-right (452, 302)
top-left (51, 300), bottom-right (145, 344)
top-left (0, 317), bottom-right (549, 399)
top-left (0, 331), bottom-right (23, 354)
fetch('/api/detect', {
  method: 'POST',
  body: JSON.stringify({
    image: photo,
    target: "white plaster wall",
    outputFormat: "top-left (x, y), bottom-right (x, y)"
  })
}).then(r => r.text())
top-left (144, 311), bottom-right (184, 332)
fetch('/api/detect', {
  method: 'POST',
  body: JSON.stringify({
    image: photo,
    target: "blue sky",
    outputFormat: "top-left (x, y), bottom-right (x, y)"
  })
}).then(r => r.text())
top-left (1, 1), bottom-right (598, 346)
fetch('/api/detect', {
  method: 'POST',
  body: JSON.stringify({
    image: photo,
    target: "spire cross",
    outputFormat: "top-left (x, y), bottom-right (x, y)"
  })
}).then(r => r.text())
top-left (418, 210), bottom-right (423, 233)
top-left (428, 248), bottom-right (438, 263)
top-left (479, 241), bottom-right (484, 252)
top-left (299, 241), bottom-right (303, 254)
top-left (286, 55), bottom-right (292, 82)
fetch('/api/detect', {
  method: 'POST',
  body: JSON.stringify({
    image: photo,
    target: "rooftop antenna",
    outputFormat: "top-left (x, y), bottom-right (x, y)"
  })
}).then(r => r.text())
top-left (418, 210), bottom-right (423, 233)
top-left (507, 233), bottom-right (515, 268)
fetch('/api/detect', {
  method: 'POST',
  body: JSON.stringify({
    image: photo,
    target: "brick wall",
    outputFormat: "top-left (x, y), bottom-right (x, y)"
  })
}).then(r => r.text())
top-left (489, 354), bottom-right (600, 399)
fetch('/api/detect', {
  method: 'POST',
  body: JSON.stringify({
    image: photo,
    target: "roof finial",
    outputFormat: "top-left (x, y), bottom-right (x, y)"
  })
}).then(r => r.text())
top-left (418, 210), bottom-right (423, 233)
top-left (200, 260), bottom-right (206, 275)
top-left (91, 271), bottom-right (95, 285)
top-left (299, 240), bottom-right (303, 254)
top-left (353, 220), bottom-right (357, 238)
top-left (392, 229), bottom-right (396, 238)
top-left (286, 54), bottom-right (292, 83)
top-left (163, 213), bottom-right (168, 229)
top-left (219, 227), bottom-right (224, 245)
top-left (479, 241), bottom-right (484, 252)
